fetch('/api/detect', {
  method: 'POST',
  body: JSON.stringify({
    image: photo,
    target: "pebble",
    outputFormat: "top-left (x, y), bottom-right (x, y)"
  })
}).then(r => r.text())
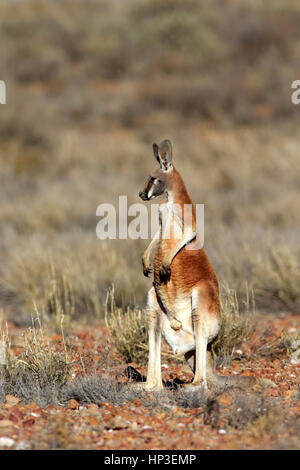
top-left (0, 437), bottom-right (15, 448)
top-left (16, 441), bottom-right (30, 450)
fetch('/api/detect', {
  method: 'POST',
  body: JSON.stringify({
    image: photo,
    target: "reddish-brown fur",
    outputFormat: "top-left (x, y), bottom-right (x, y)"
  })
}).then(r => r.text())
top-left (152, 167), bottom-right (220, 317)
top-left (138, 140), bottom-right (221, 390)
top-left (135, 140), bottom-right (275, 392)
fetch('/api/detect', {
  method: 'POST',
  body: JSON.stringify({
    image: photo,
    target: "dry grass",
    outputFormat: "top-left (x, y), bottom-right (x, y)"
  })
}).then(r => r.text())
top-left (212, 284), bottom-right (256, 363)
top-left (283, 330), bottom-right (300, 362)
top-left (249, 246), bottom-right (300, 312)
top-left (258, 329), bottom-right (300, 362)
top-left (248, 407), bottom-right (285, 439)
top-left (0, 316), bottom-right (71, 406)
top-left (106, 285), bottom-right (257, 366)
top-left (105, 287), bottom-right (148, 364)
top-left (0, 0), bottom-right (299, 328)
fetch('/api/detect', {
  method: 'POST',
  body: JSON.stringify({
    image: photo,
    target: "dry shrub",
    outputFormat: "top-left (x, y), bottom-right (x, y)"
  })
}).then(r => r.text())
top-left (248, 408), bottom-right (285, 439)
top-left (212, 284), bottom-right (256, 364)
top-left (105, 288), bottom-right (184, 365)
top-left (64, 374), bottom-right (169, 409)
top-left (105, 288), bottom-right (148, 364)
top-left (226, 390), bottom-right (283, 434)
top-left (274, 415), bottom-right (300, 450)
top-left (106, 284), bottom-right (256, 366)
top-left (41, 263), bottom-right (76, 334)
top-left (64, 372), bottom-right (209, 410)
top-left (250, 246), bottom-right (300, 312)
top-left (0, 317), bottom-right (70, 406)
top-left (283, 331), bottom-right (300, 363)
top-left (276, 330), bottom-right (300, 365)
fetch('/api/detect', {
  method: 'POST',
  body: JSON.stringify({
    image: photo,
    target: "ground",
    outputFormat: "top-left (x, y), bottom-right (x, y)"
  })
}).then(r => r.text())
top-left (0, 0), bottom-right (299, 452)
top-left (0, 313), bottom-right (299, 450)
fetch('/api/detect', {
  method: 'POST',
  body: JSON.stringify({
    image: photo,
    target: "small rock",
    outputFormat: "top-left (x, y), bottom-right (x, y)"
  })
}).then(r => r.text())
top-left (5, 395), bottom-right (20, 406)
top-left (0, 437), bottom-right (15, 448)
top-left (218, 429), bottom-right (227, 435)
top-left (16, 441), bottom-right (30, 450)
top-left (69, 399), bottom-right (79, 410)
top-left (0, 419), bottom-right (14, 428)
top-left (141, 425), bottom-right (152, 431)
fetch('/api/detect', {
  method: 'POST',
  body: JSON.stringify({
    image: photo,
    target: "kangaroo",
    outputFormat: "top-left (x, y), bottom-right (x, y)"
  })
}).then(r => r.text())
top-left (137, 139), bottom-right (275, 392)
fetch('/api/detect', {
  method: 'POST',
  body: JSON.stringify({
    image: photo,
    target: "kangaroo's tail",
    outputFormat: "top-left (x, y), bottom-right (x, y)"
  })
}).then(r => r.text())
top-left (205, 350), bottom-right (276, 390)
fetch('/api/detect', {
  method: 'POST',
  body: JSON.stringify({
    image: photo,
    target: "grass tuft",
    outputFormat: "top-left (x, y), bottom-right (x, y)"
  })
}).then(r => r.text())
top-left (212, 284), bottom-right (256, 364)
top-left (105, 287), bottom-right (148, 364)
top-left (106, 284), bottom-right (257, 367)
top-left (0, 316), bottom-right (70, 406)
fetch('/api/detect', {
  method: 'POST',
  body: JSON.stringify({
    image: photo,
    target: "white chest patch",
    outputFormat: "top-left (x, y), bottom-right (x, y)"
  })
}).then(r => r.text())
top-left (160, 203), bottom-right (183, 241)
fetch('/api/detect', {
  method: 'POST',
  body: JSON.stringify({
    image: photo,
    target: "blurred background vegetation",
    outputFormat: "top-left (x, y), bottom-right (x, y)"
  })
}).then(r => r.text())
top-left (0, 0), bottom-right (299, 326)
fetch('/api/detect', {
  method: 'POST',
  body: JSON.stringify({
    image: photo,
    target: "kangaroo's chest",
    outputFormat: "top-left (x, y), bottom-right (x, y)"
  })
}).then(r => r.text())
top-left (160, 202), bottom-right (183, 241)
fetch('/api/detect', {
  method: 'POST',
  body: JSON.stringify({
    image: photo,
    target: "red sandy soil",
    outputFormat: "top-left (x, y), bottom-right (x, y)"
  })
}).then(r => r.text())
top-left (0, 313), bottom-right (299, 450)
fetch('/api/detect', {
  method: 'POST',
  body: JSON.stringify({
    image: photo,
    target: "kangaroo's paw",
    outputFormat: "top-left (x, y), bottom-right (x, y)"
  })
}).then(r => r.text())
top-left (142, 260), bottom-right (152, 277)
top-left (159, 262), bottom-right (171, 281)
top-left (170, 319), bottom-right (182, 331)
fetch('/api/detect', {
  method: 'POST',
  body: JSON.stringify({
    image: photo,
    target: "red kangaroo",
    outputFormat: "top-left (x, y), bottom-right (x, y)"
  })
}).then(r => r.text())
top-left (138, 140), bottom-right (275, 392)
top-left (138, 139), bottom-right (220, 391)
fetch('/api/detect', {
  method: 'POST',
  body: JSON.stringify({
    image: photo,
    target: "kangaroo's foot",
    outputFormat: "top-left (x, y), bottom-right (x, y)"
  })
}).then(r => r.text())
top-left (180, 382), bottom-right (211, 400)
top-left (130, 381), bottom-right (164, 392)
top-left (181, 380), bottom-right (208, 393)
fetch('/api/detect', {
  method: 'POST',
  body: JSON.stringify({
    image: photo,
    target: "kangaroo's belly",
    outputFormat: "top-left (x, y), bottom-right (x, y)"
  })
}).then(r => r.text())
top-left (153, 243), bottom-right (220, 356)
top-left (162, 316), bottom-right (195, 356)
top-left (160, 295), bottom-right (196, 356)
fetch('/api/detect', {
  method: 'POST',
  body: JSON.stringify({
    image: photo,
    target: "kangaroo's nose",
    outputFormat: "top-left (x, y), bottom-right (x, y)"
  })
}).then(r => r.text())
top-left (139, 190), bottom-right (149, 201)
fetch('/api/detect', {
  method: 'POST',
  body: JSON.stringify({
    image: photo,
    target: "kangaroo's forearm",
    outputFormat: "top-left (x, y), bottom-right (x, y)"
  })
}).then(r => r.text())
top-left (143, 238), bottom-right (159, 262)
top-left (163, 229), bottom-right (196, 266)
top-left (143, 228), bottom-right (161, 263)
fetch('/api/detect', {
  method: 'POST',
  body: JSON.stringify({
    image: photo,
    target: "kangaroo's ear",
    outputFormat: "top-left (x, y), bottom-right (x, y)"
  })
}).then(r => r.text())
top-left (152, 143), bottom-right (160, 164)
top-left (152, 140), bottom-right (173, 171)
top-left (158, 139), bottom-right (173, 171)
top-left (153, 140), bottom-right (172, 171)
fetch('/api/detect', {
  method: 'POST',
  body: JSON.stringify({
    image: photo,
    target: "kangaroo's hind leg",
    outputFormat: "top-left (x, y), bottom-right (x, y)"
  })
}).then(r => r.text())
top-left (132, 287), bottom-right (164, 391)
top-left (185, 348), bottom-right (218, 389)
top-left (189, 282), bottom-right (220, 390)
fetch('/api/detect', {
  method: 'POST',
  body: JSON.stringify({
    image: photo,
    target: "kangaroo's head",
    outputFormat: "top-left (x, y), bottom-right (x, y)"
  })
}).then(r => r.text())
top-left (139, 139), bottom-right (173, 201)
